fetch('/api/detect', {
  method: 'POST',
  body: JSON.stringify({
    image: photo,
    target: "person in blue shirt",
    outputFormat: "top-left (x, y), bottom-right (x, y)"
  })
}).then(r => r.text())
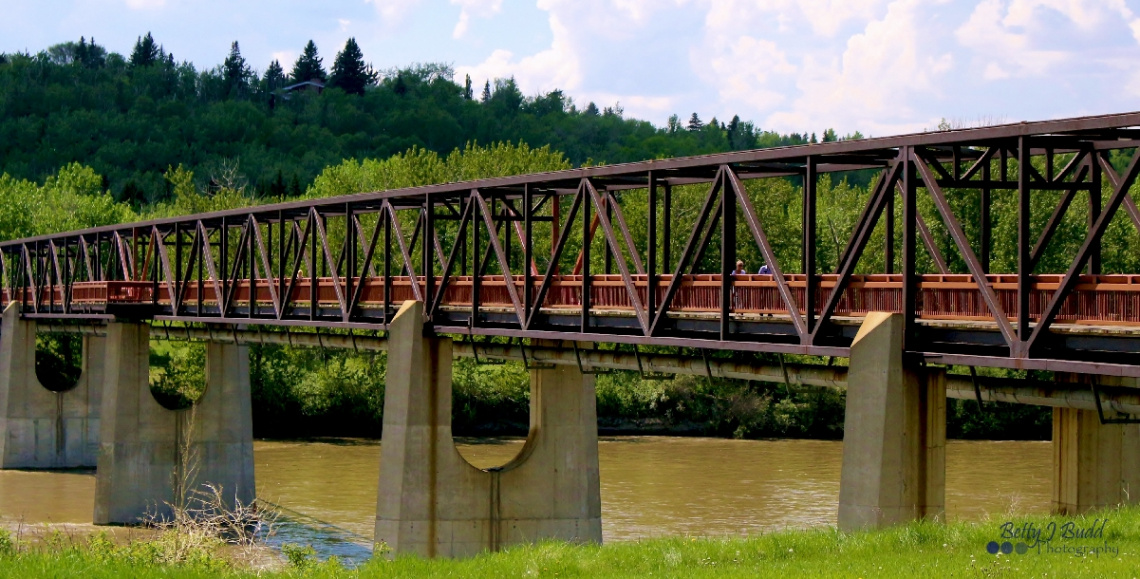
top-left (758, 263), bottom-right (771, 274)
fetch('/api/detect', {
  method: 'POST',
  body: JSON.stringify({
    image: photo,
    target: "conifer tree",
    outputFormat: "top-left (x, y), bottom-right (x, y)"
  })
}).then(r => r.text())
top-left (727, 115), bottom-right (741, 149)
top-left (129, 32), bottom-right (160, 68)
top-left (687, 112), bottom-right (703, 131)
top-left (481, 80), bottom-right (491, 103)
top-left (463, 74), bottom-right (473, 100)
top-left (328, 38), bottom-right (375, 96)
top-left (290, 40), bottom-right (326, 84)
top-left (222, 41), bottom-right (252, 98)
top-left (262, 59), bottom-right (286, 92)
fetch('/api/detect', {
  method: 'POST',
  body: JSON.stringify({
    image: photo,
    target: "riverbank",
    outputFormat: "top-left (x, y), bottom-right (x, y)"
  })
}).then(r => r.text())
top-left (0, 506), bottom-right (1136, 577)
top-left (244, 345), bottom-right (1054, 441)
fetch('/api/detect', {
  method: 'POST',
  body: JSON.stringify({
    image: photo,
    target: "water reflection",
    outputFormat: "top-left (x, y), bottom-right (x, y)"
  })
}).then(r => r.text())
top-left (0, 437), bottom-right (1052, 564)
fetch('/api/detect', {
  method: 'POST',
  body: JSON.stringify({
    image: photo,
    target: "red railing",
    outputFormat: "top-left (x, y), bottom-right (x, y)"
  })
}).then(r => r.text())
top-left (7, 273), bottom-right (1140, 324)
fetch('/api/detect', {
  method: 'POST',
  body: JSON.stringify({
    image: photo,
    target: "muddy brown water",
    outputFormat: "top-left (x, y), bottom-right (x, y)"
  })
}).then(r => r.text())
top-left (0, 437), bottom-right (1051, 560)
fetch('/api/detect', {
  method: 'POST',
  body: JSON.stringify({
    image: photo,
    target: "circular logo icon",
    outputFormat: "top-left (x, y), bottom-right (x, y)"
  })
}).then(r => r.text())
top-left (1001, 542), bottom-right (1014, 554)
top-left (1015, 542), bottom-right (1028, 555)
top-left (986, 541), bottom-right (1000, 554)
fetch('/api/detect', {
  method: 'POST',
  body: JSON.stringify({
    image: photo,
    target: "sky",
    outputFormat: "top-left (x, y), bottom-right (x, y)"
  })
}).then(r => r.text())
top-left (3, 0), bottom-right (1140, 137)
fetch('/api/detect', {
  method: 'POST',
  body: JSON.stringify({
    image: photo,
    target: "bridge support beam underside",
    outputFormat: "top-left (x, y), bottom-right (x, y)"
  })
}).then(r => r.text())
top-left (1052, 374), bottom-right (1140, 515)
top-left (0, 302), bottom-right (101, 468)
top-left (839, 312), bottom-right (946, 531)
top-left (376, 300), bottom-right (601, 558)
top-left (94, 321), bottom-right (254, 524)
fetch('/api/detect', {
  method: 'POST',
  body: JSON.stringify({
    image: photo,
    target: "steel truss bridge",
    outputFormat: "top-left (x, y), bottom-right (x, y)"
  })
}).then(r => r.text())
top-left (6, 112), bottom-right (1140, 377)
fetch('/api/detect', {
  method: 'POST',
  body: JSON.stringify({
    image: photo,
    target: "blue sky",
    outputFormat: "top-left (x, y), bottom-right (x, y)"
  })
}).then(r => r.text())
top-left (3, 0), bottom-right (1140, 137)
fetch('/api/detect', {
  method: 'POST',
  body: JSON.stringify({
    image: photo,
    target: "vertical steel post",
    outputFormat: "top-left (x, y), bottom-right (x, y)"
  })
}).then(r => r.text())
top-left (174, 223), bottom-right (182, 315)
top-left (220, 217), bottom-right (228, 316)
top-left (721, 168), bottom-right (736, 341)
top-left (885, 189), bottom-right (895, 274)
top-left (663, 182), bottom-right (672, 272)
top-left (803, 156), bottom-right (817, 334)
top-left (981, 162), bottom-right (991, 274)
top-left (1089, 153), bottom-right (1102, 275)
top-left (384, 210), bottom-right (392, 324)
top-left (278, 211), bottom-right (285, 311)
top-left (647, 171), bottom-right (658, 322)
top-left (551, 194), bottom-right (560, 274)
top-left (346, 204), bottom-right (355, 319)
top-left (196, 225), bottom-right (203, 315)
top-left (1017, 136), bottom-right (1031, 348)
top-left (524, 184), bottom-right (533, 316)
top-left (310, 211), bottom-right (318, 321)
top-left (604, 194), bottom-right (612, 275)
top-left (902, 147), bottom-right (918, 348)
top-left (581, 185), bottom-right (591, 333)
top-left (424, 200), bottom-right (434, 320)
top-left (472, 195), bottom-right (481, 329)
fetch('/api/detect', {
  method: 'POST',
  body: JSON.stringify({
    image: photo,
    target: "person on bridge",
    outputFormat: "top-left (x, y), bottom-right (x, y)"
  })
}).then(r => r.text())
top-left (731, 260), bottom-right (747, 276)
top-left (758, 263), bottom-right (771, 274)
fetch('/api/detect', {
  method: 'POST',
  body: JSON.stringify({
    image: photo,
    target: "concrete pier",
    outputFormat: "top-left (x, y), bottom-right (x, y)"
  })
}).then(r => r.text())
top-left (1052, 374), bottom-right (1140, 514)
top-left (94, 323), bottom-right (255, 524)
top-left (0, 303), bottom-right (101, 468)
top-left (838, 312), bottom-right (946, 531)
top-left (375, 300), bottom-right (601, 558)
top-left (187, 341), bottom-right (256, 510)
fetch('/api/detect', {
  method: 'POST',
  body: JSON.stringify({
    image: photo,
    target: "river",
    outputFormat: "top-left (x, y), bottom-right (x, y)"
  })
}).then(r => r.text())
top-left (0, 437), bottom-right (1051, 562)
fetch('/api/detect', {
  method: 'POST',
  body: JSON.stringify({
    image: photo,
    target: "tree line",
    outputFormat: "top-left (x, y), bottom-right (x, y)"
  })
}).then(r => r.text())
top-left (0, 34), bottom-right (858, 210)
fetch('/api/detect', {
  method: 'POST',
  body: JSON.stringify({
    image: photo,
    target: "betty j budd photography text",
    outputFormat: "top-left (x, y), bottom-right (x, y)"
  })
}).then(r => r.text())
top-left (987, 518), bottom-right (1117, 557)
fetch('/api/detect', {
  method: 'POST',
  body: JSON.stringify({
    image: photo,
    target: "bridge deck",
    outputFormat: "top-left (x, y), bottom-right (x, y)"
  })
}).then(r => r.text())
top-left (8, 273), bottom-right (1140, 324)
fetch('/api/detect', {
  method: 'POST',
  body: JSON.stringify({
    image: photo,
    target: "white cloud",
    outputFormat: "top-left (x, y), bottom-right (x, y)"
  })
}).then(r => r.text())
top-left (983, 62), bottom-right (1010, 80)
top-left (448, 0), bottom-right (1140, 134)
top-left (365, 0), bottom-right (421, 24)
top-left (451, 0), bottom-right (503, 39)
top-left (271, 51), bottom-right (294, 66)
top-left (124, 0), bottom-right (165, 8)
top-left (455, 10), bottom-right (581, 95)
top-left (701, 35), bottom-right (795, 110)
top-left (955, 0), bottom-right (1070, 77)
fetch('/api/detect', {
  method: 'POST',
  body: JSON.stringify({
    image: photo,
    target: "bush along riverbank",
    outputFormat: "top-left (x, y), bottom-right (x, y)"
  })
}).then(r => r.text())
top-left (1, 505), bottom-right (1138, 577)
top-left (134, 339), bottom-right (1058, 441)
top-left (196, 341), bottom-right (1051, 440)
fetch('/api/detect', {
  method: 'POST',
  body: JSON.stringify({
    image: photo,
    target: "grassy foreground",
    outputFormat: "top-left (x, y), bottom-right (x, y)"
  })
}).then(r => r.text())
top-left (1, 507), bottom-right (1139, 578)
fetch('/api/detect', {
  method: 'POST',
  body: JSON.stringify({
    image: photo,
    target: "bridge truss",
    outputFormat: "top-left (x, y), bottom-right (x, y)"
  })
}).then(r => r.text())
top-left (5, 112), bottom-right (1140, 375)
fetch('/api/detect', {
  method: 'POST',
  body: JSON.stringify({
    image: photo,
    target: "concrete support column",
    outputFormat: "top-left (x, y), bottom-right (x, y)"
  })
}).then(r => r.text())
top-left (1053, 374), bottom-right (1140, 514)
top-left (496, 341), bottom-right (602, 546)
top-left (0, 302), bottom-right (101, 468)
top-left (94, 327), bottom-right (258, 524)
top-left (94, 321), bottom-right (177, 524)
top-left (187, 341), bottom-right (255, 510)
top-left (838, 312), bottom-right (946, 531)
top-left (375, 301), bottom-right (601, 558)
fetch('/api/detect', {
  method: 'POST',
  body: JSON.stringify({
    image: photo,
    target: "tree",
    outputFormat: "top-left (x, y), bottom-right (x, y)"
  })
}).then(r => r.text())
top-left (222, 41), bottom-right (253, 98)
top-left (129, 32), bottom-right (161, 68)
top-left (481, 80), bottom-right (491, 103)
top-left (463, 74), bottom-right (473, 100)
top-left (822, 128), bottom-right (838, 143)
top-left (262, 59), bottom-right (286, 92)
top-left (328, 38), bottom-right (375, 96)
top-left (726, 115), bottom-right (741, 148)
top-left (687, 113), bottom-right (703, 131)
top-left (290, 40), bottom-right (326, 84)
top-left (584, 102), bottom-right (599, 116)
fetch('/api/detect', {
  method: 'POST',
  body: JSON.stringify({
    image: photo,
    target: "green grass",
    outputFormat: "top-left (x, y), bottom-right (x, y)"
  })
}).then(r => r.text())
top-left (2, 507), bottom-right (1140, 578)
